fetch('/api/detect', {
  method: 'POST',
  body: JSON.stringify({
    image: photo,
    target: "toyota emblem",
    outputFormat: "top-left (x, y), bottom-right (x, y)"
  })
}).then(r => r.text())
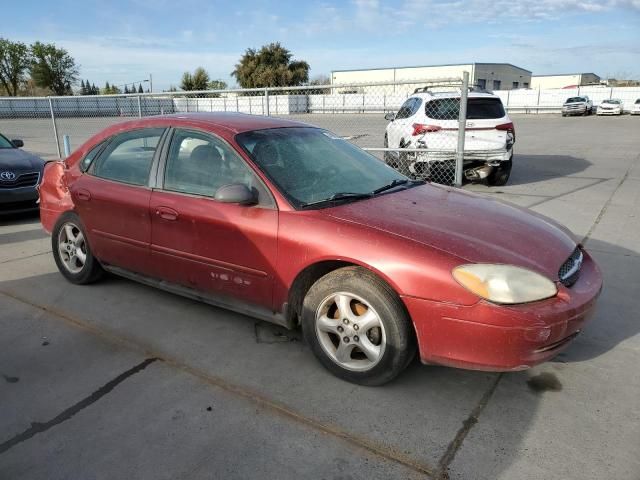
top-left (0, 171), bottom-right (16, 181)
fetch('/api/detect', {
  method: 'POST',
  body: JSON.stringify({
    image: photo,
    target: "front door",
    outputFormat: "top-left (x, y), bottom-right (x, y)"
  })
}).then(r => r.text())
top-left (72, 128), bottom-right (165, 275)
top-left (149, 129), bottom-right (279, 310)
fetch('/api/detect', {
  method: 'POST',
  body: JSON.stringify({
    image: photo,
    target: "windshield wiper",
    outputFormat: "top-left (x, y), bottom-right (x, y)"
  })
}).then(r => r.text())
top-left (372, 179), bottom-right (424, 195)
top-left (300, 192), bottom-right (373, 209)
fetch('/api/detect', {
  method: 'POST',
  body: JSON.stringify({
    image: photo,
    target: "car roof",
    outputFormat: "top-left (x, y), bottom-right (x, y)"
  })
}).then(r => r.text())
top-left (410, 91), bottom-right (499, 100)
top-left (122, 112), bottom-right (312, 134)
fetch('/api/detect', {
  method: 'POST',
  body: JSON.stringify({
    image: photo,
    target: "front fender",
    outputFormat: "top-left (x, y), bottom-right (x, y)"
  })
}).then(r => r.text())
top-left (39, 161), bottom-right (74, 234)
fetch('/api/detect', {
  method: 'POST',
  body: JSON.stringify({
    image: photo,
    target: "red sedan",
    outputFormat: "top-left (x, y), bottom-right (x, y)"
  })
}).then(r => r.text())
top-left (39, 113), bottom-right (602, 385)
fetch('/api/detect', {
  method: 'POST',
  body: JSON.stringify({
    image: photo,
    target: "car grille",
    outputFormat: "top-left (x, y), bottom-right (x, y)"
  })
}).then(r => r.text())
top-left (558, 247), bottom-right (583, 287)
top-left (0, 172), bottom-right (40, 189)
top-left (564, 104), bottom-right (585, 110)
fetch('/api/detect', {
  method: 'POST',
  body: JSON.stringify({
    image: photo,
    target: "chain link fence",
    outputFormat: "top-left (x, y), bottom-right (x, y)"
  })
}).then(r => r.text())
top-left (0, 75), bottom-right (470, 187)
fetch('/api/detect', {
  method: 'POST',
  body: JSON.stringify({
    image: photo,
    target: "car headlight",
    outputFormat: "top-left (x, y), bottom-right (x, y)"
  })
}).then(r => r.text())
top-left (452, 264), bottom-right (557, 304)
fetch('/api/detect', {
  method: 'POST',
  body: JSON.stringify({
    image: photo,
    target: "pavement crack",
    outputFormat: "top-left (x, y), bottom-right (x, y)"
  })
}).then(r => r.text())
top-left (582, 153), bottom-right (637, 246)
top-left (0, 357), bottom-right (159, 455)
top-left (436, 373), bottom-right (503, 480)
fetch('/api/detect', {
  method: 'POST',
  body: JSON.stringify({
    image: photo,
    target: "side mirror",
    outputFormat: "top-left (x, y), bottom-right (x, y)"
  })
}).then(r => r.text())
top-left (214, 183), bottom-right (257, 205)
top-left (384, 112), bottom-right (395, 121)
top-left (12, 139), bottom-right (24, 148)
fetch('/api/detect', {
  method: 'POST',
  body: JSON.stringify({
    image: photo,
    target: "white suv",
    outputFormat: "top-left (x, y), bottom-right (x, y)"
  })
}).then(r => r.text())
top-left (383, 89), bottom-right (514, 186)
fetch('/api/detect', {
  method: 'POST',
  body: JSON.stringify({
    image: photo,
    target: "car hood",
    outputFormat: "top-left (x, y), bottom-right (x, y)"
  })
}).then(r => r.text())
top-left (323, 185), bottom-right (577, 279)
top-left (0, 148), bottom-right (45, 172)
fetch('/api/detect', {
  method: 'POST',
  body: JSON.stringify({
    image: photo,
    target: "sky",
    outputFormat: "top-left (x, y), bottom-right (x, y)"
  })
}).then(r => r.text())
top-left (4, 0), bottom-right (640, 91)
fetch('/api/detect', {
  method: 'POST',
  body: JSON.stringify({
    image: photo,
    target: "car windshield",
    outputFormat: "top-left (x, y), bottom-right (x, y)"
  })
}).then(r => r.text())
top-left (0, 134), bottom-right (15, 149)
top-left (236, 127), bottom-right (412, 209)
top-left (425, 97), bottom-right (506, 120)
top-left (636, 99), bottom-right (640, 104)
top-left (603, 100), bottom-right (618, 104)
top-left (566, 97), bottom-right (585, 103)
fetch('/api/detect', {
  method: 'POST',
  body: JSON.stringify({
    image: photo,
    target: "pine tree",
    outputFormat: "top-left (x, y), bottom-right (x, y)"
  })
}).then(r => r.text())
top-left (138, 83), bottom-right (144, 94)
top-left (91, 83), bottom-right (98, 95)
top-left (104, 81), bottom-right (111, 94)
top-left (124, 85), bottom-right (129, 94)
top-left (80, 79), bottom-right (86, 95)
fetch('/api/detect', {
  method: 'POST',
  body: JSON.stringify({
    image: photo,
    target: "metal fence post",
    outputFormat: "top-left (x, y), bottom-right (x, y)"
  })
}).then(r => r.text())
top-left (264, 88), bottom-right (270, 116)
top-left (137, 95), bottom-right (142, 117)
top-left (63, 135), bottom-right (71, 157)
top-left (48, 97), bottom-right (62, 158)
top-left (455, 72), bottom-right (469, 187)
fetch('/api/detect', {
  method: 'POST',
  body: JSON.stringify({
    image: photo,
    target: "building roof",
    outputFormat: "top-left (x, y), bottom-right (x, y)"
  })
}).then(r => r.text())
top-left (332, 63), bottom-right (532, 74)
top-left (532, 73), bottom-right (600, 78)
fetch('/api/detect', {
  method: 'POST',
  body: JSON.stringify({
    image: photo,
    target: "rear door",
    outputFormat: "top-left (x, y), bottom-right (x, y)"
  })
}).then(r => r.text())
top-left (72, 128), bottom-right (166, 275)
top-left (149, 128), bottom-right (278, 310)
top-left (388, 97), bottom-right (420, 147)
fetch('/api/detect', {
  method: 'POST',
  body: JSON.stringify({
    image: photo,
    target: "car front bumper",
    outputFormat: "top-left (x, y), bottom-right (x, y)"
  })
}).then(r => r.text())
top-left (562, 105), bottom-right (588, 115)
top-left (0, 185), bottom-right (40, 213)
top-left (596, 109), bottom-right (621, 115)
top-left (403, 250), bottom-right (602, 371)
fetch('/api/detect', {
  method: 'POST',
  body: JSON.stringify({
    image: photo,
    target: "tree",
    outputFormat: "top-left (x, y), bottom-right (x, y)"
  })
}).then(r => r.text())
top-left (181, 67), bottom-right (210, 91)
top-left (232, 43), bottom-right (309, 88)
top-left (102, 81), bottom-right (121, 95)
top-left (138, 83), bottom-right (144, 94)
top-left (30, 42), bottom-right (79, 95)
top-left (180, 72), bottom-right (194, 91)
top-left (208, 79), bottom-right (227, 91)
top-left (0, 38), bottom-right (31, 96)
top-left (91, 83), bottom-right (98, 95)
top-left (80, 79), bottom-right (86, 95)
top-left (124, 85), bottom-right (129, 94)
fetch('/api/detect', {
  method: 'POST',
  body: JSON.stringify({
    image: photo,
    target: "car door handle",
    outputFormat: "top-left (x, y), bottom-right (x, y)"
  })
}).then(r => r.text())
top-left (155, 206), bottom-right (179, 221)
top-left (75, 189), bottom-right (91, 201)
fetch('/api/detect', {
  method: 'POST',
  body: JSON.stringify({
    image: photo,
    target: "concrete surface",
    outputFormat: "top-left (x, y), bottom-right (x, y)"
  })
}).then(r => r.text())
top-left (0, 116), bottom-right (639, 479)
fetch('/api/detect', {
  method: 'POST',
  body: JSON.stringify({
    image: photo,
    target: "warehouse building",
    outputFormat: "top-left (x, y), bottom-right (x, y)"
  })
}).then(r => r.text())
top-left (531, 73), bottom-right (601, 89)
top-left (331, 63), bottom-right (532, 93)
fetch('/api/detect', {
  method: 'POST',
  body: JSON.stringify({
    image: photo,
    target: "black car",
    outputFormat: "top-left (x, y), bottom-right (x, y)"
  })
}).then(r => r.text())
top-left (0, 133), bottom-right (45, 214)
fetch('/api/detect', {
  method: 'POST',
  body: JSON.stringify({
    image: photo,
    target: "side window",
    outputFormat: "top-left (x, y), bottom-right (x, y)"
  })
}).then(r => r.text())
top-left (79, 141), bottom-right (106, 172)
top-left (396, 98), bottom-right (416, 119)
top-left (92, 129), bottom-right (164, 186)
top-left (163, 129), bottom-right (272, 206)
top-left (409, 98), bottom-right (422, 116)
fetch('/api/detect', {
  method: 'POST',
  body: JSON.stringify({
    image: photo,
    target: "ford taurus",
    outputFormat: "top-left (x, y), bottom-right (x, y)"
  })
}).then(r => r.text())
top-left (39, 113), bottom-right (602, 385)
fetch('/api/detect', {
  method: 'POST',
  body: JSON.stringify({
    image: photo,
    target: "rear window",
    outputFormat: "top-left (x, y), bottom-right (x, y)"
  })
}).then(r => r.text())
top-left (636, 99), bottom-right (640, 104)
top-left (425, 98), bottom-right (506, 120)
top-left (566, 97), bottom-right (586, 103)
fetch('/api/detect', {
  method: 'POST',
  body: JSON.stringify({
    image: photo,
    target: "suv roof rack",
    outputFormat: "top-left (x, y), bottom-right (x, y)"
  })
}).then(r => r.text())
top-left (413, 83), bottom-right (494, 95)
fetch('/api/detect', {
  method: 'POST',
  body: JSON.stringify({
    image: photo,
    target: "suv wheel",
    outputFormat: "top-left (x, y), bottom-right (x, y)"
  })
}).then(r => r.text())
top-left (301, 267), bottom-right (416, 386)
top-left (52, 211), bottom-right (104, 284)
top-left (487, 157), bottom-right (512, 187)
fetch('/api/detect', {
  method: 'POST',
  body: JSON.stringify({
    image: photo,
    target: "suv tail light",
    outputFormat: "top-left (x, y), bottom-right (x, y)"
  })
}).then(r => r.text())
top-left (495, 122), bottom-right (515, 140)
top-left (412, 123), bottom-right (442, 136)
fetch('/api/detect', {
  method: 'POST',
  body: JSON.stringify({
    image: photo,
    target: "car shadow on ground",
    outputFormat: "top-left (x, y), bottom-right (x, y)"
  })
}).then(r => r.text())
top-left (0, 210), bottom-right (40, 227)
top-left (507, 154), bottom-right (594, 186)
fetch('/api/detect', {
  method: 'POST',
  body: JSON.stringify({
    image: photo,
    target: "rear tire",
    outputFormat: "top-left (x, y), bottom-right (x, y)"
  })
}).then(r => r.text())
top-left (487, 158), bottom-right (512, 186)
top-left (52, 211), bottom-right (104, 285)
top-left (301, 267), bottom-right (416, 386)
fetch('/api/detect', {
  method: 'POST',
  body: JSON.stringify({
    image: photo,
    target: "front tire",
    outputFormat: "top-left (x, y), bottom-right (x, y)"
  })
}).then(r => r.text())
top-left (301, 267), bottom-right (416, 386)
top-left (52, 211), bottom-right (104, 284)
